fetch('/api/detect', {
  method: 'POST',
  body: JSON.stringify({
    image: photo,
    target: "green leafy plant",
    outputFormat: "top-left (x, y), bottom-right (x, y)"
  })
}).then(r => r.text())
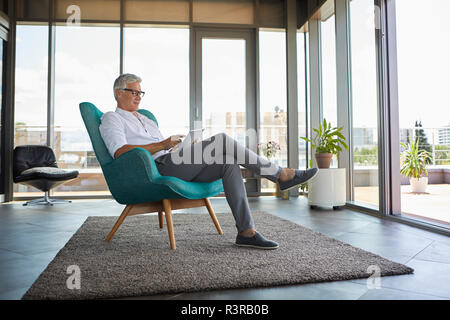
top-left (300, 118), bottom-right (348, 155)
top-left (435, 145), bottom-right (450, 165)
top-left (299, 182), bottom-right (308, 194)
top-left (258, 141), bottom-right (281, 159)
top-left (353, 146), bottom-right (378, 166)
top-left (400, 138), bottom-right (432, 179)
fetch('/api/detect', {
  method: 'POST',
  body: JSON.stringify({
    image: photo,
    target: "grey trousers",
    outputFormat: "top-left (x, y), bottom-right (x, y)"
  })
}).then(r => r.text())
top-left (155, 133), bottom-right (282, 232)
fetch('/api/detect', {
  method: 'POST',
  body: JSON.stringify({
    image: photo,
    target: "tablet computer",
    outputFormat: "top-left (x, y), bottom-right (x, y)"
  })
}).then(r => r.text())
top-left (170, 128), bottom-right (205, 152)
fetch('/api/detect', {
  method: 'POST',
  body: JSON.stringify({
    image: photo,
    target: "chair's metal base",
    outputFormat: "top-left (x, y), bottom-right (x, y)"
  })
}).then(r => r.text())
top-left (23, 192), bottom-right (72, 206)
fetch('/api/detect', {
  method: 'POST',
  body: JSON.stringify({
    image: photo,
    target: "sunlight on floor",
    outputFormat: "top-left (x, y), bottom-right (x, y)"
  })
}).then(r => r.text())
top-left (355, 184), bottom-right (450, 225)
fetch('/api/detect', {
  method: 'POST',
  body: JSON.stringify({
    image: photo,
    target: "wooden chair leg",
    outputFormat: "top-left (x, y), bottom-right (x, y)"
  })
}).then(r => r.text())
top-left (106, 205), bottom-right (133, 241)
top-left (158, 211), bottom-right (164, 229)
top-left (162, 199), bottom-right (176, 250)
top-left (204, 198), bottom-right (223, 235)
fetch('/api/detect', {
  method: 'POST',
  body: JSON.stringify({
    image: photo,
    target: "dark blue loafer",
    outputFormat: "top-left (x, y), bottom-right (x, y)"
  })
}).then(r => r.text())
top-left (235, 232), bottom-right (279, 250)
top-left (278, 168), bottom-right (319, 192)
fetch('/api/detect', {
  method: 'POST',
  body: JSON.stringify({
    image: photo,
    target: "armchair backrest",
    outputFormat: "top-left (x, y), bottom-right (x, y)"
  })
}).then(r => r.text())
top-left (13, 145), bottom-right (58, 178)
top-left (80, 102), bottom-right (223, 204)
top-left (79, 102), bottom-right (113, 166)
top-left (79, 102), bottom-right (158, 167)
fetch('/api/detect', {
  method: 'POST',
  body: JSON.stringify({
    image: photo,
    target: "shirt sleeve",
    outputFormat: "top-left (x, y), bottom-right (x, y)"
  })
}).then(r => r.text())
top-left (99, 112), bottom-right (128, 158)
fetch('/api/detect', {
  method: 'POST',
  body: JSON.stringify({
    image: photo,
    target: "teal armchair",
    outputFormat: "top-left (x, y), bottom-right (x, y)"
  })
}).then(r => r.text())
top-left (79, 102), bottom-right (224, 249)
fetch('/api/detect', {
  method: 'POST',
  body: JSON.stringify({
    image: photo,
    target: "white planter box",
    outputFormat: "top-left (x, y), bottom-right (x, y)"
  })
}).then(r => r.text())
top-left (308, 168), bottom-right (346, 209)
top-left (410, 177), bottom-right (428, 193)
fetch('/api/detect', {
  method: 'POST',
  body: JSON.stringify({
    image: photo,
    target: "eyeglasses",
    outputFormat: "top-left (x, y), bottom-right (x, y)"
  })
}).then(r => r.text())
top-left (120, 88), bottom-right (146, 98)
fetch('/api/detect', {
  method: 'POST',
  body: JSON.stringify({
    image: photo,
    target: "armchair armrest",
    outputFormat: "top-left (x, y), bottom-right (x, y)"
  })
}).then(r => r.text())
top-left (103, 147), bottom-right (223, 204)
top-left (103, 147), bottom-right (160, 184)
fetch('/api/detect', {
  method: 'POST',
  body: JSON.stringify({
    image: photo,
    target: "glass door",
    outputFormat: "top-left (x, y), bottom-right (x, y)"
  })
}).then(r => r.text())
top-left (193, 28), bottom-right (257, 193)
top-left (349, 0), bottom-right (380, 210)
top-left (194, 29), bottom-right (255, 143)
top-left (394, 0), bottom-right (450, 228)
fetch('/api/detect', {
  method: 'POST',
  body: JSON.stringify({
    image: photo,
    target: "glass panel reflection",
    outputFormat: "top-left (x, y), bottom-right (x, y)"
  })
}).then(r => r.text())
top-left (259, 30), bottom-right (287, 192)
top-left (124, 26), bottom-right (190, 138)
top-left (396, 0), bottom-right (450, 226)
top-left (53, 25), bottom-right (120, 196)
top-left (14, 25), bottom-right (49, 196)
top-left (349, 0), bottom-right (379, 209)
top-left (202, 38), bottom-right (246, 144)
top-left (321, 14), bottom-right (338, 168)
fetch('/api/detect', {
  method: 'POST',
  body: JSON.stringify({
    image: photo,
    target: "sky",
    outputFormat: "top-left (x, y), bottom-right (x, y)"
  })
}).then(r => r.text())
top-left (396, 0), bottom-right (450, 129)
top-left (320, 0), bottom-right (450, 130)
top-left (349, 0), bottom-right (378, 129)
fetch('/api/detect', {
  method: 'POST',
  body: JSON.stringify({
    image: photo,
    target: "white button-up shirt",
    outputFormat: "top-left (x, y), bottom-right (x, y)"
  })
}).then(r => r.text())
top-left (99, 107), bottom-right (169, 160)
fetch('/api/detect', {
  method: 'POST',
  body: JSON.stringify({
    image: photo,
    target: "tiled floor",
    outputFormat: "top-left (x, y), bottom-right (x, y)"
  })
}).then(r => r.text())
top-left (0, 196), bottom-right (449, 300)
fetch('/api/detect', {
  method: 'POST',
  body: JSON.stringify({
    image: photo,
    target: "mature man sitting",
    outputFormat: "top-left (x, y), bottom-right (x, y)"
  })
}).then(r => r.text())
top-left (99, 73), bottom-right (318, 250)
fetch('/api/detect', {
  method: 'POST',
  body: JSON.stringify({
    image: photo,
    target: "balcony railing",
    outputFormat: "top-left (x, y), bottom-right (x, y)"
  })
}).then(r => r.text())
top-left (352, 126), bottom-right (450, 166)
top-left (13, 125), bottom-right (450, 192)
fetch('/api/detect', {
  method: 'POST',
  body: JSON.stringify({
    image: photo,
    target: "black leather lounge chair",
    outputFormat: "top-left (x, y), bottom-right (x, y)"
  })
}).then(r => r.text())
top-left (13, 145), bottom-right (79, 206)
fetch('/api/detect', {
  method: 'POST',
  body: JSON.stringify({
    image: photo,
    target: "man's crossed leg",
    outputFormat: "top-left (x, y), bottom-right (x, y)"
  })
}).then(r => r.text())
top-left (155, 133), bottom-right (318, 249)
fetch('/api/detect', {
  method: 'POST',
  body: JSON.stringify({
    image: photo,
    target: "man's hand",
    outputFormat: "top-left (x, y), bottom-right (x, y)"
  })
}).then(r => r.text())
top-left (162, 135), bottom-right (185, 150)
top-left (114, 135), bottom-right (185, 158)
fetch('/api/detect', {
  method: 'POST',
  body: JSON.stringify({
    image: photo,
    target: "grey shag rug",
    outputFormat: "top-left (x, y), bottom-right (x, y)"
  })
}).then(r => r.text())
top-left (22, 212), bottom-right (413, 300)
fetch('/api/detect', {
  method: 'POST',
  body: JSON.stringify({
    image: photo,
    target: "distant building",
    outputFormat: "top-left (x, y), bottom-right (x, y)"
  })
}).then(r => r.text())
top-left (353, 127), bottom-right (375, 149)
top-left (438, 125), bottom-right (450, 145)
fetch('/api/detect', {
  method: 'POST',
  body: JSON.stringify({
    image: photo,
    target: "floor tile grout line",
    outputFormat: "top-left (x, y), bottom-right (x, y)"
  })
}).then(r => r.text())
top-left (168, 293), bottom-right (185, 300)
top-left (0, 247), bottom-right (28, 258)
top-left (366, 282), bottom-right (450, 300)
top-left (388, 223), bottom-right (450, 243)
top-left (0, 286), bottom-right (30, 297)
top-left (410, 256), bottom-right (450, 266)
top-left (404, 240), bottom-right (436, 265)
top-left (270, 210), bottom-right (380, 222)
top-left (357, 289), bottom-right (449, 300)
top-left (349, 277), bottom-right (450, 300)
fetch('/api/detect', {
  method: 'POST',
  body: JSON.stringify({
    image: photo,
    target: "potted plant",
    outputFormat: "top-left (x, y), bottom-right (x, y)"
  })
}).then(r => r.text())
top-left (400, 137), bottom-right (432, 193)
top-left (300, 118), bottom-right (348, 169)
top-left (299, 182), bottom-right (308, 197)
top-left (258, 141), bottom-right (281, 160)
top-left (258, 141), bottom-right (288, 199)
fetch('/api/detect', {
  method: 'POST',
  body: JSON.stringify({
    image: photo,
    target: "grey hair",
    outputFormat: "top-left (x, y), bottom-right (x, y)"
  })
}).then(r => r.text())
top-left (113, 73), bottom-right (142, 99)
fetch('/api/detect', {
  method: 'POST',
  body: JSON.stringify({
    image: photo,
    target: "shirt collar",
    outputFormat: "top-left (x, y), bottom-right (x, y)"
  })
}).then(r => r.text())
top-left (116, 107), bottom-right (139, 119)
